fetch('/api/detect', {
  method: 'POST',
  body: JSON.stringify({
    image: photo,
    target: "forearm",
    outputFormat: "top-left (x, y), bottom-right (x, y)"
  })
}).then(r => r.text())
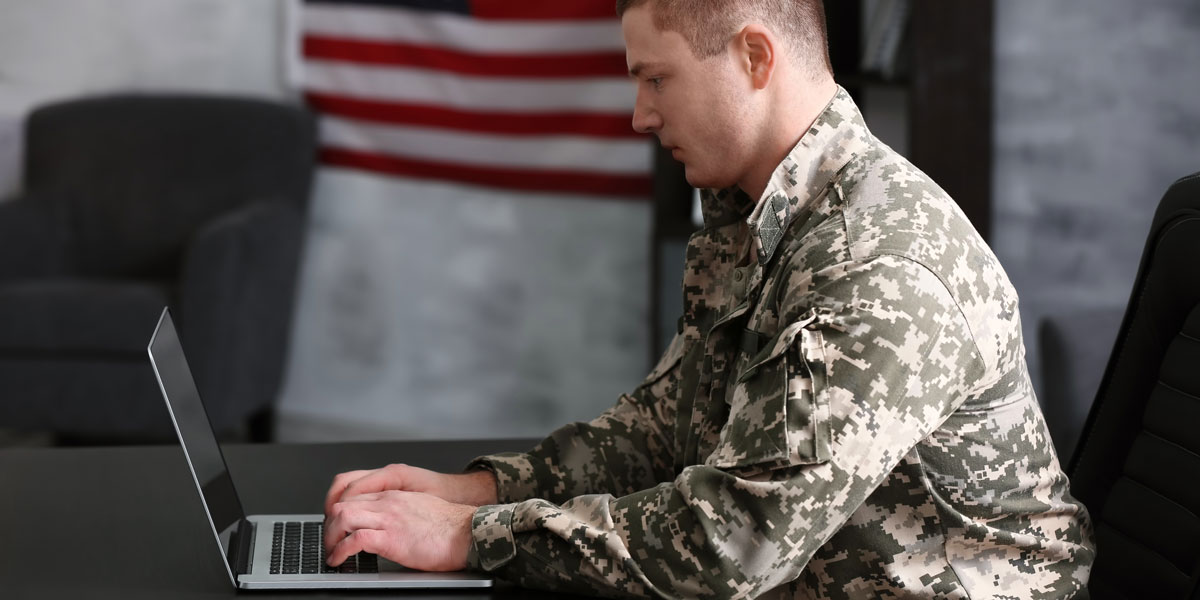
top-left (469, 390), bottom-right (676, 504)
top-left (468, 466), bottom-right (829, 599)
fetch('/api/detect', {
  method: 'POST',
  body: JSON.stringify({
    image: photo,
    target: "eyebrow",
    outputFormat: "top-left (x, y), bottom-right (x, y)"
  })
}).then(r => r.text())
top-left (628, 61), bottom-right (664, 78)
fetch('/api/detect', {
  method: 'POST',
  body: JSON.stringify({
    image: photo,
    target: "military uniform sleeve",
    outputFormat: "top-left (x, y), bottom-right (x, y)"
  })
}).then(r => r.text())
top-left (466, 333), bottom-right (684, 505)
top-left (466, 255), bottom-right (989, 599)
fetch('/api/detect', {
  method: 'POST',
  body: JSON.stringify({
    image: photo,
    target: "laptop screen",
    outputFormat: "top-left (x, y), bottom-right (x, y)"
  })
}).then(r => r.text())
top-left (147, 308), bottom-right (247, 581)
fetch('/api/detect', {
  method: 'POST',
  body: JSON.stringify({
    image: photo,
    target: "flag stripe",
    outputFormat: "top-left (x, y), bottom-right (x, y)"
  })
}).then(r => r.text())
top-left (305, 92), bottom-right (640, 139)
top-left (304, 0), bottom-right (618, 21)
top-left (304, 0), bottom-right (470, 15)
top-left (304, 36), bottom-right (628, 78)
top-left (303, 4), bottom-right (625, 54)
top-left (469, 0), bottom-right (618, 21)
top-left (321, 148), bottom-right (652, 197)
top-left (319, 116), bottom-right (651, 174)
top-left (303, 61), bottom-right (635, 112)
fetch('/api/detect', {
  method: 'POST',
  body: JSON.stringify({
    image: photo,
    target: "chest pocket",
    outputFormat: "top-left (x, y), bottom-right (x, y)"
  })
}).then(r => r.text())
top-left (706, 313), bottom-right (832, 473)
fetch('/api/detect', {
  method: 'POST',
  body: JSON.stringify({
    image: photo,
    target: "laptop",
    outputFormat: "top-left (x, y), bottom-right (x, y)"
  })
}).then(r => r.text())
top-left (147, 307), bottom-right (494, 590)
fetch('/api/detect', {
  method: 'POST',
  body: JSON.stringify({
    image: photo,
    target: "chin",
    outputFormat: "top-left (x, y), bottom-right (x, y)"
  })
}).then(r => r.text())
top-left (683, 167), bottom-right (732, 191)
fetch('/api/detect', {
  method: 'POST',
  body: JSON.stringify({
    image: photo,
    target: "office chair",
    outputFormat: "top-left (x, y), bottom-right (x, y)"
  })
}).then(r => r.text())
top-left (0, 94), bottom-right (316, 442)
top-left (1068, 171), bottom-right (1200, 598)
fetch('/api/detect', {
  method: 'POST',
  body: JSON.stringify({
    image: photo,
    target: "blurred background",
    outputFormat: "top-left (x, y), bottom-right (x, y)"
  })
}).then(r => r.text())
top-left (0, 0), bottom-right (1196, 465)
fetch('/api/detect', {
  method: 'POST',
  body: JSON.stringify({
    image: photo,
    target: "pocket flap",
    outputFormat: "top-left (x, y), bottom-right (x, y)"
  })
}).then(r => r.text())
top-left (737, 311), bottom-right (820, 383)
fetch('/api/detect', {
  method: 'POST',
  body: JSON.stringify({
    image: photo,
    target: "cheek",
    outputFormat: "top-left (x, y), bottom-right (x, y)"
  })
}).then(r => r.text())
top-left (697, 85), bottom-right (744, 143)
top-left (698, 108), bottom-right (747, 167)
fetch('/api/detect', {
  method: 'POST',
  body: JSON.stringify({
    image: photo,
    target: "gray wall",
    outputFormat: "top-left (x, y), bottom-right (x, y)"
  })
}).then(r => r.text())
top-left (281, 172), bottom-right (651, 441)
top-left (993, 0), bottom-right (1200, 389)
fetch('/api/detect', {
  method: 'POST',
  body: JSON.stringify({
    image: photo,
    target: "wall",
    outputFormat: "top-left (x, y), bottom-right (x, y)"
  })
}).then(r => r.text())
top-left (282, 172), bottom-right (650, 440)
top-left (992, 1), bottom-right (1200, 434)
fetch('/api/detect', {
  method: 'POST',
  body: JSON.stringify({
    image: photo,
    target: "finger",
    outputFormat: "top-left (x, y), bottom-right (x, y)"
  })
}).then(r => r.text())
top-left (342, 491), bottom-right (387, 503)
top-left (324, 469), bottom-right (372, 515)
top-left (335, 471), bottom-right (402, 511)
top-left (328, 529), bottom-right (386, 567)
top-left (324, 500), bottom-right (389, 554)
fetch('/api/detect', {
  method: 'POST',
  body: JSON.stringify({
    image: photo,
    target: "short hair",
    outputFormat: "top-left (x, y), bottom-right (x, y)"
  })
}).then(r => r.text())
top-left (616, 0), bottom-right (832, 76)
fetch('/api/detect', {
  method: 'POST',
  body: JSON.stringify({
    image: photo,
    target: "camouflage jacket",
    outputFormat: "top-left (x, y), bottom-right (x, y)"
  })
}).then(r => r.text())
top-left (465, 88), bottom-right (1095, 599)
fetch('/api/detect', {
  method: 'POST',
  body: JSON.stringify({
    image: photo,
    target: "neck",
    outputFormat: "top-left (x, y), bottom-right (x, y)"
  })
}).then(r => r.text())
top-left (738, 77), bottom-right (838, 202)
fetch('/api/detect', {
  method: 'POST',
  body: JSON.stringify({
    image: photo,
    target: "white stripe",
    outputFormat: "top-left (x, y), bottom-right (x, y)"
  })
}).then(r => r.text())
top-left (303, 3), bottom-right (625, 54)
top-left (303, 60), bottom-right (635, 113)
top-left (319, 116), bottom-right (652, 175)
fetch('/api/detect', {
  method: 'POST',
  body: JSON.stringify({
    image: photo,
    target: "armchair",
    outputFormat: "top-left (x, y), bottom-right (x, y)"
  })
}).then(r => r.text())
top-left (0, 94), bottom-right (315, 441)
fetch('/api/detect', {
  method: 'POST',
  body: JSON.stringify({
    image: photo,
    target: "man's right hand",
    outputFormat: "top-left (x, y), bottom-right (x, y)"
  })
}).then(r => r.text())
top-left (323, 464), bottom-right (498, 516)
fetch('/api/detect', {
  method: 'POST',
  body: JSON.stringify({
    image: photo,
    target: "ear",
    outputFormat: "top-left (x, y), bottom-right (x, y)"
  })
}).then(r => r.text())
top-left (735, 25), bottom-right (777, 90)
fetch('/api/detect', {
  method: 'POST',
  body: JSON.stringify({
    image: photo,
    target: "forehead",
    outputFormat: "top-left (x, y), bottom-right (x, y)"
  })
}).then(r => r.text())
top-left (621, 4), bottom-right (694, 70)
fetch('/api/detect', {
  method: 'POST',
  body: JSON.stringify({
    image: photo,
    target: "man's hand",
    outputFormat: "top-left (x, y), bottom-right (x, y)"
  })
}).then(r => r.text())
top-left (324, 491), bottom-right (476, 571)
top-left (324, 464), bottom-right (497, 516)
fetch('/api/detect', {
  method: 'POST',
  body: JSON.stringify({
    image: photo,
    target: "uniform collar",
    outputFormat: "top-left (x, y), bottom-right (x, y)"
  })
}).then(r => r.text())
top-left (697, 86), bottom-right (870, 265)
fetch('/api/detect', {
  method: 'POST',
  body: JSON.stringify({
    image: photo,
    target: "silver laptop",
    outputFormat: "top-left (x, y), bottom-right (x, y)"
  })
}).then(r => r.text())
top-left (147, 307), bottom-right (493, 590)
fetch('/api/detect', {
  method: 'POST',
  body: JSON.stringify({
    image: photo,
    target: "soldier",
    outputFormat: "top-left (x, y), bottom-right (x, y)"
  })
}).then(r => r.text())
top-left (321, 1), bottom-right (1096, 598)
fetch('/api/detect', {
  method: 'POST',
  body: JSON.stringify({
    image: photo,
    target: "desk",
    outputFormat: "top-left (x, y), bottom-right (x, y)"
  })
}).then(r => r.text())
top-left (0, 439), bottom-right (588, 599)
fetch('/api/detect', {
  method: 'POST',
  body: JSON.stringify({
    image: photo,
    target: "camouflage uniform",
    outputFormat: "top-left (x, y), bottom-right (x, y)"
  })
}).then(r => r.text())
top-left (465, 88), bottom-right (1095, 599)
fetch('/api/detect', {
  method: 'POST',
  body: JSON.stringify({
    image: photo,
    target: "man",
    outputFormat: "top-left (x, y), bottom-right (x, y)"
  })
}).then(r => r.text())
top-left (321, 1), bottom-right (1096, 597)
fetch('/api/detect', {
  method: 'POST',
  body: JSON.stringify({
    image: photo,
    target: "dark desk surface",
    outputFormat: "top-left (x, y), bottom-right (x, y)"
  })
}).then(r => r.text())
top-left (0, 439), bottom-right (591, 600)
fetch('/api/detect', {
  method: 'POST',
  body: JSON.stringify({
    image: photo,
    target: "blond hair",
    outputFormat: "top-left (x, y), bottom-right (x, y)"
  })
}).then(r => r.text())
top-left (616, 0), bottom-right (832, 75)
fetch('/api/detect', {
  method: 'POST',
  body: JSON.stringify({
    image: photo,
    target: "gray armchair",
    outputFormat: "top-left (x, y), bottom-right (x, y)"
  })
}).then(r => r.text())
top-left (0, 94), bottom-right (316, 441)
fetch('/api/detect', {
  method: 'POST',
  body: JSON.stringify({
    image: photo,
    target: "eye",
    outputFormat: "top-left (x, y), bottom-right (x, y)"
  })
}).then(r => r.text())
top-left (649, 77), bottom-right (664, 91)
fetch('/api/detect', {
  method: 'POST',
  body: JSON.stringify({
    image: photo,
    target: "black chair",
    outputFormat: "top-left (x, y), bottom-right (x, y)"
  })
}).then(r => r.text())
top-left (0, 94), bottom-right (316, 442)
top-left (1068, 171), bottom-right (1200, 598)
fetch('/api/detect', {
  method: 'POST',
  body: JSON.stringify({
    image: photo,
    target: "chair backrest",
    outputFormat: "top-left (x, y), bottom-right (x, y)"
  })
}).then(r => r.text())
top-left (1068, 172), bottom-right (1200, 598)
top-left (23, 94), bottom-right (316, 278)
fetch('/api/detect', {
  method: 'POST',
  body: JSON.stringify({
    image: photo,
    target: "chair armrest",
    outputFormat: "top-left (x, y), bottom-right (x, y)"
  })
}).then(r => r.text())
top-left (178, 200), bottom-right (306, 431)
top-left (0, 195), bottom-right (68, 281)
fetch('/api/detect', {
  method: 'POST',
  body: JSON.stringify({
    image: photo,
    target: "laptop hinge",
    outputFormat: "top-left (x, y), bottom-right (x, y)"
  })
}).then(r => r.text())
top-left (228, 519), bottom-right (255, 576)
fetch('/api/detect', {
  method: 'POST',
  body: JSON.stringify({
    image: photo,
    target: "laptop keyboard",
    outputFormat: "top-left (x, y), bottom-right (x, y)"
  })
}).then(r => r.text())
top-left (269, 521), bottom-right (379, 575)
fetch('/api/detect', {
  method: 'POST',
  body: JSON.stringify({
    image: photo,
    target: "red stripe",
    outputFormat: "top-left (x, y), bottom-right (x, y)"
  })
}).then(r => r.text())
top-left (304, 36), bottom-right (627, 78)
top-left (470, 0), bottom-right (616, 21)
top-left (305, 92), bottom-right (641, 139)
top-left (320, 147), bottom-right (652, 198)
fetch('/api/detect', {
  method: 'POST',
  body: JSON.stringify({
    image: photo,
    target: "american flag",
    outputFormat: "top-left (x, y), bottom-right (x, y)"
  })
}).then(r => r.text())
top-left (300, 0), bottom-right (652, 199)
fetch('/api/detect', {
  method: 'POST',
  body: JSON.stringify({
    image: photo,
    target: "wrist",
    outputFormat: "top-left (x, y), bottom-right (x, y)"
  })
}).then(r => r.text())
top-left (454, 503), bottom-right (478, 571)
top-left (460, 470), bottom-right (499, 506)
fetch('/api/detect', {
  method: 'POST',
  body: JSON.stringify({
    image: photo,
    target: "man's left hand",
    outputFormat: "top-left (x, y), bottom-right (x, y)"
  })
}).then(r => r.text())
top-left (324, 490), bottom-right (476, 572)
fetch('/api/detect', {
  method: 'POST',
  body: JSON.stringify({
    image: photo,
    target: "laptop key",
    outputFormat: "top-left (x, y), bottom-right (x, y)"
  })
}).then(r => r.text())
top-left (358, 552), bottom-right (379, 573)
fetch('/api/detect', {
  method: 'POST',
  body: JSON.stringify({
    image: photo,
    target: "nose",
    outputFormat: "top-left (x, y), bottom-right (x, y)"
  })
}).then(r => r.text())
top-left (631, 90), bottom-right (661, 134)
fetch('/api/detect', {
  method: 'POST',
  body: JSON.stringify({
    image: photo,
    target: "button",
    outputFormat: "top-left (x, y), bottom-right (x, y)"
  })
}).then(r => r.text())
top-left (732, 269), bottom-right (744, 282)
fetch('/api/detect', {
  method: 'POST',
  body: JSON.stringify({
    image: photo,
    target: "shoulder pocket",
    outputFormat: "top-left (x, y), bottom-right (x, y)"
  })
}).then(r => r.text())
top-left (706, 314), bottom-right (832, 473)
top-left (636, 332), bottom-right (685, 399)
